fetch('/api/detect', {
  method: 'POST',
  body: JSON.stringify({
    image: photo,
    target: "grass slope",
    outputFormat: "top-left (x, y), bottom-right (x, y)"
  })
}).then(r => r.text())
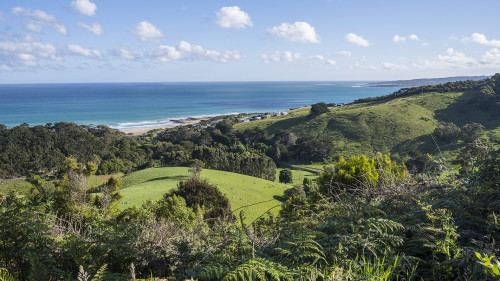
top-left (234, 90), bottom-right (500, 162)
top-left (120, 167), bottom-right (314, 223)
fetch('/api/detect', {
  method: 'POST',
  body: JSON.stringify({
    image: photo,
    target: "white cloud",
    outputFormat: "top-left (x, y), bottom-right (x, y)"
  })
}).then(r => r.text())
top-left (325, 59), bottom-right (337, 65)
top-left (67, 44), bottom-right (101, 59)
top-left (114, 41), bottom-right (244, 63)
top-left (131, 21), bottom-right (164, 43)
top-left (336, 50), bottom-right (351, 57)
top-left (12, 7), bottom-right (67, 35)
top-left (78, 22), bottom-right (103, 36)
top-left (216, 6), bottom-right (253, 29)
top-left (393, 35), bottom-right (406, 43)
top-left (306, 55), bottom-right (336, 65)
top-left (261, 51), bottom-right (302, 63)
top-left (115, 48), bottom-right (138, 60)
top-left (308, 55), bottom-right (324, 61)
top-left (0, 64), bottom-right (12, 71)
top-left (414, 48), bottom-right (477, 69)
top-left (409, 34), bottom-right (420, 41)
top-left (421, 42), bottom-right (429, 47)
top-left (382, 62), bottom-right (408, 70)
top-left (267, 22), bottom-right (319, 43)
top-left (71, 0), bottom-right (97, 16)
top-left (462, 33), bottom-right (500, 47)
top-left (345, 33), bottom-right (369, 47)
top-left (0, 35), bottom-right (62, 69)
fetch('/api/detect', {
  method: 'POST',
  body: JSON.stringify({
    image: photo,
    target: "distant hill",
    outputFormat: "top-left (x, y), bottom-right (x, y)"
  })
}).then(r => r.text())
top-left (370, 75), bottom-right (490, 88)
top-left (234, 74), bottom-right (500, 163)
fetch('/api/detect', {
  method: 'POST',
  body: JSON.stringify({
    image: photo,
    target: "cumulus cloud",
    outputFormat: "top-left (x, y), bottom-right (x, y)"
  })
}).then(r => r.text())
top-left (325, 59), bottom-right (337, 65)
top-left (67, 44), bottom-right (101, 59)
top-left (71, 0), bottom-right (97, 16)
top-left (216, 6), bottom-right (253, 29)
top-left (462, 33), bottom-right (500, 47)
top-left (267, 22), bottom-right (319, 43)
top-left (393, 35), bottom-right (406, 43)
top-left (345, 33), bottom-right (369, 47)
top-left (382, 62), bottom-right (408, 70)
top-left (113, 41), bottom-right (244, 63)
top-left (0, 35), bottom-right (62, 70)
top-left (409, 34), bottom-right (420, 41)
top-left (306, 55), bottom-right (336, 65)
top-left (12, 7), bottom-right (67, 35)
top-left (261, 51), bottom-right (302, 63)
top-left (115, 48), bottom-right (138, 60)
top-left (393, 34), bottom-right (420, 43)
top-left (414, 48), bottom-right (477, 69)
top-left (336, 50), bottom-right (351, 56)
top-left (78, 22), bottom-right (103, 35)
top-left (131, 21), bottom-right (164, 43)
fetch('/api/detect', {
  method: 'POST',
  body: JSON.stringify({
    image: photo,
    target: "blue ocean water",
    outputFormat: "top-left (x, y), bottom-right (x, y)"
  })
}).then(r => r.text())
top-left (0, 82), bottom-right (398, 130)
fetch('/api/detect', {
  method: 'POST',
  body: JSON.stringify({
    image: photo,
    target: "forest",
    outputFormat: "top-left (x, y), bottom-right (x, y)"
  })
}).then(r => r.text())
top-left (1, 76), bottom-right (500, 280)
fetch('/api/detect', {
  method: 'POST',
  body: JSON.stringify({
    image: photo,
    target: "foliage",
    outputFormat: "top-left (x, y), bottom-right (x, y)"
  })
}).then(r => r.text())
top-left (318, 153), bottom-right (408, 198)
top-left (460, 122), bottom-right (485, 143)
top-left (475, 252), bottom-right (500, 276)
top-left (192, 146), bottom-right (276, 181)
top-left (167, 177), bottom-right (233, 221)
top-left (433, 122), bottom-right (460, 143)
top-left (278, 169), bottom-right (293, 184)
top-left (310, 102), bottom-right (330, 118)
top-left (0, 122), bottom-right (146, 178)
top-left (0, 268), bottom-right (18, 281)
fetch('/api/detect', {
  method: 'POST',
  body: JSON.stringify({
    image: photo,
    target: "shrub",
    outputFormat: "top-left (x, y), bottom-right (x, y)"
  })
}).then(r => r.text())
top-left (279, 169), bottom-right (293, 184)
top-left (310, 102), bottom-right (329, 118)
top-left (318, 153), bottom-right (408, 197)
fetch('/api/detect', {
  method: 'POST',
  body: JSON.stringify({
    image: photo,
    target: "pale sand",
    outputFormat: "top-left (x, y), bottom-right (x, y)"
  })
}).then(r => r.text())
top-left (121, 118), bottom-right (209, 135)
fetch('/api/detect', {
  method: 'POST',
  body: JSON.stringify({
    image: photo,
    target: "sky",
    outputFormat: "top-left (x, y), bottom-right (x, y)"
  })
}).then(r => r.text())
top-left (0, 0), bottom-right (500, 83)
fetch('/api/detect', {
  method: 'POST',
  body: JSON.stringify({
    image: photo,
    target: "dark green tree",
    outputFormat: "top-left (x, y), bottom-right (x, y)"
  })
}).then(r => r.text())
top-left (279, 169), bottom-right (293, 184)
top-left (309, 102), bottom-right (329, 118)
top-left (460, 123), bottom-right (484, 143)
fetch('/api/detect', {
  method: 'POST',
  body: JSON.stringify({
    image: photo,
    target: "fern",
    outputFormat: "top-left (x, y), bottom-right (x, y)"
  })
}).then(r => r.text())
top-left (28, 254), bottom-right (47, 281)
top-left (273, 232), bottom-right (327, 267)
top-left (198, 263), bottom-right (233, 281)
top-left (77, 266), bottom-right (90, 281)
top-left (92, 264), bottom-right (108, 281)
top-left (221, 258), bottom-right (293, 281)
top-left (0, 268), bottom-right (18, 281)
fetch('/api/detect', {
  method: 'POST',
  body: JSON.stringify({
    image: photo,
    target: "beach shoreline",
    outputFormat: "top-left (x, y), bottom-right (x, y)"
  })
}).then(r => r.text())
top-left (120, 117), bottom-right (210, 135)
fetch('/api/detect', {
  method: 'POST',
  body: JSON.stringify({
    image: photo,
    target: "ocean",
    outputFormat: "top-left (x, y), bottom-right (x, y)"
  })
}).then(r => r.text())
top-left (0, 82), bottom-right (399, 130)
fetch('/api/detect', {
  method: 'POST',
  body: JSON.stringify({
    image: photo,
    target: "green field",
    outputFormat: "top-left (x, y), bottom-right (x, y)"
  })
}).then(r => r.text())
top-left (234, 90), bottom-right (500, 162)
top-left (120, 167), bottom-right (315, 223)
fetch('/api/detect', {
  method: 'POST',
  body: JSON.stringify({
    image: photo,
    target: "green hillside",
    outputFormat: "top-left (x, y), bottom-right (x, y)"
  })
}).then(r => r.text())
top-left (120, 167), bottom-right (314, 222)
top-left (234, 90), bottom-right (500, 161)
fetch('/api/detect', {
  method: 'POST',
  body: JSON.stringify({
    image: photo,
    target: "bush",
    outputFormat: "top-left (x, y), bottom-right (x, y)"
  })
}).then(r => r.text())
top-left (279, 169), bottom-right (293, 184)
top-left (434, 122), bottom-right (460, 143)
top-left (460, 123), bottom-right (484, 143)
top-left (309, 102), bottom-right (329, 118)
top-left (98, 159), bottom-right (130, 174)
top-left (318, 153), bottom-right (408, 197)
top-left (166, 177), bottom-right (233, 221)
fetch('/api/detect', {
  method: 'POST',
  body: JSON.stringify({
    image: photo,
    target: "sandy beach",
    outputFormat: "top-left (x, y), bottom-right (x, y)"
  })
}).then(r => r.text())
top-left (121, 118), bottom-right (209, 135)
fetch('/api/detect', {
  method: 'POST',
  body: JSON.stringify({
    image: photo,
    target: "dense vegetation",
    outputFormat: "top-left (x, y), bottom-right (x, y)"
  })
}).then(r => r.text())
top-left (1, 75), bottom-right (500, 280)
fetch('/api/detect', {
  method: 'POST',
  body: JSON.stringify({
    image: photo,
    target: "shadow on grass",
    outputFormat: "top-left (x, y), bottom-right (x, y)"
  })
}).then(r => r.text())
top-left (434, 90), bottom-right (499, 130)
top-left (145, 175), bottom-right (188, 183)
top-left (273, 195), bottom-right (285, 202)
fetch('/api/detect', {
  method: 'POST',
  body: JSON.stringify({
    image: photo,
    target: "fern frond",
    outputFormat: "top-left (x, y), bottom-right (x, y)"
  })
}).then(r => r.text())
top-left (0, 268), bottom-right (18, 281)
top-left (92, 264), bottom-right (108, 281)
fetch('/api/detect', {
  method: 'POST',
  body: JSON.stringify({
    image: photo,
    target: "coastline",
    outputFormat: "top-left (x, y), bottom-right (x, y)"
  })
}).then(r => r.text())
top-left (120, 117), bottom-right (209, 135)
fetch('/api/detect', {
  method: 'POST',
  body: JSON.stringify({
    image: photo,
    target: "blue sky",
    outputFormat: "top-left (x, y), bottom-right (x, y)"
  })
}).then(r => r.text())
top-left (0, 0), bottom-right (499, 83)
